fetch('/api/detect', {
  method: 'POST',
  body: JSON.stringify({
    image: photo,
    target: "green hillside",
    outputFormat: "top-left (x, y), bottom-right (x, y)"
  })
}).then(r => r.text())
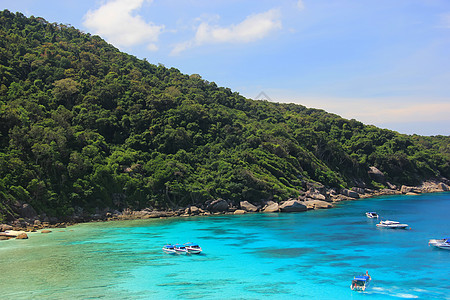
top-left (0, 10), bottom-right (449, 222)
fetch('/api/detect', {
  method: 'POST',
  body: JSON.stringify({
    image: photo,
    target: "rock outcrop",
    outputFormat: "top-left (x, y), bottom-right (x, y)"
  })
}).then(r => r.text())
top-left (279, 200), bottom-right (307, 212)
top-left (207, 199), bottom-right (229, 212)
top-left (240, 201), bottom-right (258, 212)
top-left (303, 200), bottom-right (333, 210)
top-left (341, 188), bottom-right (360, 199)
top-left (263, 201), bottom-right (279, 213)
top-left (368, 166), bottom-right (385, 182)
top-left (16, 232), bottom-right (28, 239)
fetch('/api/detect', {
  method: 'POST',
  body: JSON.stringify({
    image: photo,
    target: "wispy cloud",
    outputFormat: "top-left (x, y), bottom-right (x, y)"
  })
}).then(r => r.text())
top-left (282, 96), bottom-right (450, 125)
top-left (171, 9), bottom-right (282, 55)
top-left (297, 0), bottom-right (305, 11)
top-left (83, 0), bottom-right (164, 50)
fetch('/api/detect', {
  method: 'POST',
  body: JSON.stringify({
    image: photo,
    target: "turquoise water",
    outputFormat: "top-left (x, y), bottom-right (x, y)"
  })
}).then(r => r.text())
top-left (1, 193), bottom-right (449, 299)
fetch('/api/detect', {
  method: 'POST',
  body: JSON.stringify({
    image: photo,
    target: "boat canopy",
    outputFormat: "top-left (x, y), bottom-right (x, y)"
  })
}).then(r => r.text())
top-left (354, 276), bottom-right (369, 281)
top-left (164, 245), bottom-right (174, 248)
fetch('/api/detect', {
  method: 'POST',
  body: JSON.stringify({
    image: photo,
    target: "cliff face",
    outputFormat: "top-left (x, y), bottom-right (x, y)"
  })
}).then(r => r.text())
top-left (0, 10), bottom-right (449, 224)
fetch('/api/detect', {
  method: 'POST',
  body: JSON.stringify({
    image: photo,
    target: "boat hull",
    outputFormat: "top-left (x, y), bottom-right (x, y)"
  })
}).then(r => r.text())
top-left (429, 239), bottom-right (450, 250)
top-left (376, 224), bottom-right (408, 229)
top-left (186, 248), bottom-right (202, 254)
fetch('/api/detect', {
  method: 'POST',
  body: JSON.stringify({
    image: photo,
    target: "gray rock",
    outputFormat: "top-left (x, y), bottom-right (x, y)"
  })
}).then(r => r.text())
top-left (20, 203), bottom-right (38, 219)
top-left (263, 202), bottom-right (279, 213)
top-left (351, 187), bottom-right (365, 194)
top-left (305, 191), bottom-right (327, 201)
top-left (240, 201), bottom-right (258, 212)
top-left (368, 166), bottom-right (385, 182)
top-left (279, 200), bottom-right (307, 212)
top-left (185, 206), bottom-right (200, 215)
top-left (341, 189), bottom-right (360, 199)
top-left (207, 199), bottom-right (229, 212)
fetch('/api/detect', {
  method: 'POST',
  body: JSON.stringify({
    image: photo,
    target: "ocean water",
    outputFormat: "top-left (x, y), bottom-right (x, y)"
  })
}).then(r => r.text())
top-left (0, 192), bottom-right (449, 299)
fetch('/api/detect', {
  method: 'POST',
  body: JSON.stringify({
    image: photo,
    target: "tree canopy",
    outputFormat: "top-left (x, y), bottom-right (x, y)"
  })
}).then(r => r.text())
top-left (0, 10), bottom-right (448, 222)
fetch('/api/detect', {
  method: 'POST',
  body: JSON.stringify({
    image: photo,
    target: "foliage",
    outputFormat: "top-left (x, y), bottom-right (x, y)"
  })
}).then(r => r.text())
top-left (0, 10), bottom-right (449, 219)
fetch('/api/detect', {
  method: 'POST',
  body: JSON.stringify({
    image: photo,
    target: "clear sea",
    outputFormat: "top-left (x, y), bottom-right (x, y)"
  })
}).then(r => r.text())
top-left (1, 192), bottom-right (449, 299)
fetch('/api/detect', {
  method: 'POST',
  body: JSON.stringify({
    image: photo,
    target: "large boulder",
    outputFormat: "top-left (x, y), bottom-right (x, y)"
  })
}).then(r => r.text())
top-left (207, 199), bottom-right (229, 212)
top-left (240, 201), bottom-right (258, 212)
top-left (1, 230), bottom-right (26, 237)
top-left (368, 166), bottom-right (385, 182)
top-left (401, 185), bottom-right (420, 194)
top-left (16, 232), bottom-right (28, 239)
top-left (303, 200), bottom-right (333, 210)
top-left (0, 224), bottom-right (13, 232)
top-left (438, 182), bottom-right (449, 191)
top-left (263, 201), bottom-right (279, 213)
top-left (234, 209), bottom-right (246, 215)
top-left (351, 187), bottom-right (365, 195)
top-left (305, 191), bottom-right (327, 201)
top-left (185, 206), bottom-right (200, 215)
top-left (279, 200), bottom-right (307, 212)
top-left (341, 189), bottom-right (360, 199)
top-left (20, 203), bottom-right (38, 219)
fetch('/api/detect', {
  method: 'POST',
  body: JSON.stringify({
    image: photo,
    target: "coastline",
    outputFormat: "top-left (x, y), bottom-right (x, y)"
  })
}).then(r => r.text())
top-left (1, 180), bottom-right (449, 239)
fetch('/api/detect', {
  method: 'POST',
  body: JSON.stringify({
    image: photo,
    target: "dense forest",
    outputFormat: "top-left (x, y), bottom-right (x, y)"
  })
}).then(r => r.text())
top-left (0, 10), bottom-right (449, 222)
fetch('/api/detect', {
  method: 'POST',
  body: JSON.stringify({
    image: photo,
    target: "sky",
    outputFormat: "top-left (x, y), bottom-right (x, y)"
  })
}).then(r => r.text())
top-left (2, 0), bottom-right (450, 136)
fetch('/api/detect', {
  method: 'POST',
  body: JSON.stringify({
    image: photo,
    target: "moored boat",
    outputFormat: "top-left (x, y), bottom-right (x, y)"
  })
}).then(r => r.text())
top-left (376, 220), bottom-right (408, 229)
top-left (429, 238), bottom-right (450, 250)
top-left (350, 274), bottom-right (371, 291)
top-left (366, 212), bottom-right (379, 218)
top-left (162, 244), bottom-right (176, 254)
top-left (174, 244), bottom-right (189, 254)
top-left (184, 242), bottom-right (202, 254)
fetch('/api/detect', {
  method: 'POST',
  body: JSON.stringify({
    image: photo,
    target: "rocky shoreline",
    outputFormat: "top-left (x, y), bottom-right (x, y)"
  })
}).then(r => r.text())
top-left (1, 179), bottom-right (449, 240)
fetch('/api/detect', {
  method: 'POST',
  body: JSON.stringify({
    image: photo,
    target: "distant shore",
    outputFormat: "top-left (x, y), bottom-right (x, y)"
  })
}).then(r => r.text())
top-left (1, 180), bottom-right (449, 240)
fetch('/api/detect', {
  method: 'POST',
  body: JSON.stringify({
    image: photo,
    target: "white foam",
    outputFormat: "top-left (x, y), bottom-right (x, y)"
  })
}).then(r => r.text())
top-left (394, 293), bottom-right (419, 299)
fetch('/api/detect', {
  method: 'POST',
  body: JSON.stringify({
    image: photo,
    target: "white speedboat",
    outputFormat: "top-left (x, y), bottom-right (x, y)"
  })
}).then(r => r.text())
top-left (174, 244), bottom-right (189, 254)
top-left (184, 242), bottom-right (202, 254)
top-left (376, 220), bottom-right (408, 229)
top-left (162, 244), bottom-right (176, 254)
top-left (429, 238), bottom-right (450, 250)
top-left (350, 274), bottom-right (371, 291)
top-left (366, 212), bottom-right (379, 218)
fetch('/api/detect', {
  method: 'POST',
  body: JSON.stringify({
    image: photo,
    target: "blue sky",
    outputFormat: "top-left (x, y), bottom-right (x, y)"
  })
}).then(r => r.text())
top-left (3, 0), bottom-right (450, 135)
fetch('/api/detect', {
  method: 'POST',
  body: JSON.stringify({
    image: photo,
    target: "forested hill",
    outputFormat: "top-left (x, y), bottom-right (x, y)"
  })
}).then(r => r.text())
top-left (0, 10), bottom-right (449, 222)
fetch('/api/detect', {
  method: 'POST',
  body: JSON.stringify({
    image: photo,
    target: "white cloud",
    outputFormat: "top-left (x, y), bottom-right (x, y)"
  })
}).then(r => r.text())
top-left (276, 95), bottom-right (450, 124)
top-left (171, 9), bottom-right (282, 55)
top-left (297, 0), bottom-right (305, 11)
top-left (83, 0), bottom-right (164, 49)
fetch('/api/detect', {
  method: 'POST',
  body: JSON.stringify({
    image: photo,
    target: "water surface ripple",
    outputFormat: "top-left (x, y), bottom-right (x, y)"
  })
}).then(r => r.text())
top-left (0, 193), bottom-right (449, 299)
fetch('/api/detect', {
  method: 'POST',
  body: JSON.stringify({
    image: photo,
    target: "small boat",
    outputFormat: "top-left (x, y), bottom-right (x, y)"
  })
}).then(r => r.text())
top-left (376, 220), bottom-right (408, 229)
top-left (350, 274), bottom-right (371, 291)
top-left (366, 212), bottom-right (379, 218)
top-left (429, 238), bottom-right (450, 250)
top-left (162, 244), bottom-right (176, 254)
top-left (184, 242), bottom-right (202, 254)
top-left (174, 244), bottom-right (189, 254)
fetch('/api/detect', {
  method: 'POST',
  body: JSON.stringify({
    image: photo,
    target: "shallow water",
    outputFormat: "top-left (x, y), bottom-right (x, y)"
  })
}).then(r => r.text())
top-left (1, 192), bottom-right (449, 299)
